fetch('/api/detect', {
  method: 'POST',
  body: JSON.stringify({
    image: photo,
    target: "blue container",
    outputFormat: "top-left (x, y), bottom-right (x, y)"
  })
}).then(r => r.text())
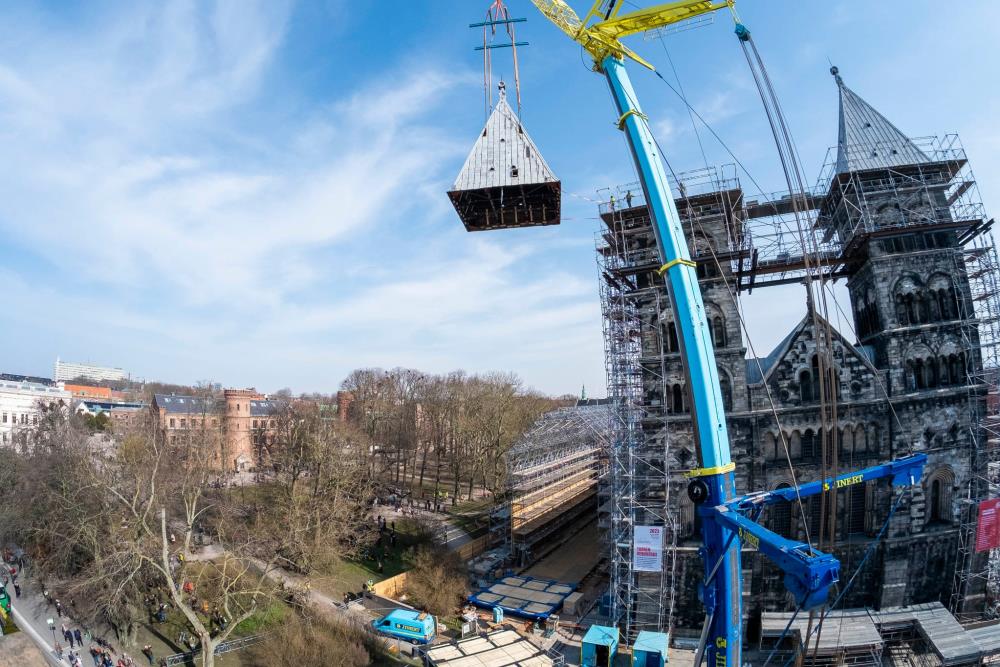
top-left (633, 631), bottom-right (668, 667)
top-left (582, 625), bottom-right (619, 667)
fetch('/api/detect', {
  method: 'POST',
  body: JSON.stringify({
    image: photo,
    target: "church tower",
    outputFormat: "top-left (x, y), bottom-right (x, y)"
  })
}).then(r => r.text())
top-left (820, 68), bottom-right (989, 611)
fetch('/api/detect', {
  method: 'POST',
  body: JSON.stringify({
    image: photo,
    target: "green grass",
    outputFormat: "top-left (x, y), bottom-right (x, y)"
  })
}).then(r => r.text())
top-left (310, 521), bottom-right (435, 601)
top-left (231, 601), bottom-right (288, 636)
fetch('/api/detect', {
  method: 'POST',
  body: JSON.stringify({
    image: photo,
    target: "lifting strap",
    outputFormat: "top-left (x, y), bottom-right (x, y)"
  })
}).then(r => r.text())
top-left (657, 258), bottom-right (697, 276)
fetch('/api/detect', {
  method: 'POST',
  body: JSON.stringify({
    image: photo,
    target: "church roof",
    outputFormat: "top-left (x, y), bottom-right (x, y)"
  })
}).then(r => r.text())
top-left (745, 311), bottom-right (873, 387)
top-left (451, 86), bottom-right (558, 192)
top-left (832, 67), bottom-right (930, 175)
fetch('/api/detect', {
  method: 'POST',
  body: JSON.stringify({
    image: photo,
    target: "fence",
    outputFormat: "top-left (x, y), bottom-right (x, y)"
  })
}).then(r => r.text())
top-left (162, 634), bottom-right (265, 666)
top-left (455, 535), bottom-right (490, 560)
top-left (373, 572), bottom-right (408, 599)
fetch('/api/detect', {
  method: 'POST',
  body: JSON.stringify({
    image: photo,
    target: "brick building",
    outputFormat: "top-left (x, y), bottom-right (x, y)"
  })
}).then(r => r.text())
top-left (151, 389), bottom-right (280, 471)
top-left (598, 72), bottom-right (998, 638)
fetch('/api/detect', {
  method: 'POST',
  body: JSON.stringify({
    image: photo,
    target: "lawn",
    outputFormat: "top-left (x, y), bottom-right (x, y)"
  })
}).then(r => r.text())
top-left (310, 518), bottom-right (433, 601)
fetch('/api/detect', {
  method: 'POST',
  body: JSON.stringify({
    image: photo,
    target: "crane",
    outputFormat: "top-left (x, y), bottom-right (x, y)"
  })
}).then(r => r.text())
top-left (511, 1), bottom-right (929, 665)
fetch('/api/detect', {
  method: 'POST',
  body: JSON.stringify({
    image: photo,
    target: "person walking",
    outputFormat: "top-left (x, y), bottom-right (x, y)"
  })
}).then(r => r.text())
top-left (74, 628), bottom-right (84, 648)
top-left (13, 583), bottom-right (20, 598)
top-left (142, 644), bottom-right (154, 666)
top-left (55, 598), bottom-right (64, 617)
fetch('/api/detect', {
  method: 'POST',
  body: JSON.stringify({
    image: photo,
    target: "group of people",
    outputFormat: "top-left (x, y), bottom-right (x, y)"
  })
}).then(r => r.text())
top-left (1, 563), bottom-right (22, 599)
top-left (42, 584), bottom-right (151, 666)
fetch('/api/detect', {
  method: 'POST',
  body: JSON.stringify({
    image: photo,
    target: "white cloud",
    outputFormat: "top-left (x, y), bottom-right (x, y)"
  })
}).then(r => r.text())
top-left (0, 1), bottom-right (605, 396)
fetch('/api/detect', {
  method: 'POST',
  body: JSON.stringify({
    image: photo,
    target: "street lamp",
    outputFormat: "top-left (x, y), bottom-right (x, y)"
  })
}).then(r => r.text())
top-left (46, 617), bottom-right (55, 649)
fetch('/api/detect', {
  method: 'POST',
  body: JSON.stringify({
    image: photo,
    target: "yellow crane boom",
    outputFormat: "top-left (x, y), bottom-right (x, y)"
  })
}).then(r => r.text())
top-left (529, 0), bottom-right (730, 70)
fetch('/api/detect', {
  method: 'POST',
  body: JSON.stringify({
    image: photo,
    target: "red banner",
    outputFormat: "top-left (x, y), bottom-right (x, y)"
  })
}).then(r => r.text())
top-left (976, 498), bottom-right (1000, 552)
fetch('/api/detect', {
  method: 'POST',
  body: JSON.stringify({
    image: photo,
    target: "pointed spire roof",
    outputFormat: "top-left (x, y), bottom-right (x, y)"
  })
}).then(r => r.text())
top-left (832, 66), bottom-right (930, 175)
top-left (451, 83), bottom-right (559, 192)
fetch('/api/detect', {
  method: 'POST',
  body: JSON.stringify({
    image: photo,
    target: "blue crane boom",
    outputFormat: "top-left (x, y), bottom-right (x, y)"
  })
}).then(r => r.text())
top-left (456, 1), bottom-right (933, 664)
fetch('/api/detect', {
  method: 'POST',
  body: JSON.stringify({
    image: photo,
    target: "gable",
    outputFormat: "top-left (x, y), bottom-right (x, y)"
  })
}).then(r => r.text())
top-left (749, 315), bottom-right (882, 403)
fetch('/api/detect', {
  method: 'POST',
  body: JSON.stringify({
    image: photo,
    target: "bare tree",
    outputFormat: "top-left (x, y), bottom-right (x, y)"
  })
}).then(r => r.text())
top-left (246, 402), bottom-right (376, 573)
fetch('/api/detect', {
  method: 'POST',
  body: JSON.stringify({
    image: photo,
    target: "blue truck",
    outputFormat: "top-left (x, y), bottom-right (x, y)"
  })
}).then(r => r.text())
top-left (372, 609), bottom-right (436, 644)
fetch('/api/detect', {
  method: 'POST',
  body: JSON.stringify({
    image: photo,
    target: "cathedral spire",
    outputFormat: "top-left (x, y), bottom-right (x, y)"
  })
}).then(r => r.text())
top-left (831, 66), bottom-right (930, 175)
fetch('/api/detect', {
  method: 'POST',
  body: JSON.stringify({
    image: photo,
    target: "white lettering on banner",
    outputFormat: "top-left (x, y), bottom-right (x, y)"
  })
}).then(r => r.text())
top-left (634, 525), bottom-right (663, 572)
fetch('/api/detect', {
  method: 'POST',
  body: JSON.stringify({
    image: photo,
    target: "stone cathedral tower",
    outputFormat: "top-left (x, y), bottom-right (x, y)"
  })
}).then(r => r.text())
top-left (598, 68), bottom-right (997, 639)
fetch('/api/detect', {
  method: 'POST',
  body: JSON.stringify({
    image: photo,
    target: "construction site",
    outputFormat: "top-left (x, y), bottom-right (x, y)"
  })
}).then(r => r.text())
top-left (417, 1), bottom-right (1000, 666)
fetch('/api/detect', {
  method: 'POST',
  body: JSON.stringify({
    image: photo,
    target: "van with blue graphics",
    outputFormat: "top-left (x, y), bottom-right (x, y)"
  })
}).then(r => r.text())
top-left (372, 609), bottom-right (436, 644)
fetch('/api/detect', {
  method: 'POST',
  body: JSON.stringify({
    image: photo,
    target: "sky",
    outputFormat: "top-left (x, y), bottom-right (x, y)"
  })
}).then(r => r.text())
top-left (1, 1), bottom-right (998, 397)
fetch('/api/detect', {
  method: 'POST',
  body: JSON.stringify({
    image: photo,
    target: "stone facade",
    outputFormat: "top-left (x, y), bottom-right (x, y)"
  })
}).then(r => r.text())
top-left (600, 76), bottom-right (993, 635)
top-left (151, 389), bottom-right (280, 471)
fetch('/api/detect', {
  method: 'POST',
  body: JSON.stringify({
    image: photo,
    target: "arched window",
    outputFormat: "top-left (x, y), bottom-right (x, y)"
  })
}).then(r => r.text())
top-left (763, 432), bottom-right (777, 462)
top-left (895, 293), bottom-right (908, 326)
top-left (671, 384), bottom-right (684, 414)
top-left (868, 423), bottom-right (880, 453)
top-left (913, 358), bottom-right (926, 389)
top-left (713, 317), bottom-right (727, 348)
top-left (811, 355), bottom-right (822, 401)
top-left (800, 370), bottom-right (814, 403)
top-left (926, 468), bottom-right (954, 524)
top-left (666, 322), bottom-right (679, 353)
top-left (949, 352), bottom-right (966, 385)
top-left (938, 356), bottom-right (951, 386)
top-left (801, 429), bottom-right (817, 461)
top-left (771, 483), bottom-right (793, 538)
top-left (719, 372), bottom-right (733, 412)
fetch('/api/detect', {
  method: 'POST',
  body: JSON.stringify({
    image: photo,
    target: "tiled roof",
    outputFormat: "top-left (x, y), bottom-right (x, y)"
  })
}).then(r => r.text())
top-left (153, 394), bottom-right (218, 414)
top-left (250, 400), bottom-right (281, 417)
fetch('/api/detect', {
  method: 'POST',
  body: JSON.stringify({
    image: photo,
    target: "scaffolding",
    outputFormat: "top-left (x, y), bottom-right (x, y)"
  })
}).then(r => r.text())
top-left (594, 133), bottom-right (1000, 638)
top-left (596, 167), bottom-right (744, 642)
top-left (503, 404), bottom-right (610, 567)
top-left (814, 134), bottom-right (1000, 617)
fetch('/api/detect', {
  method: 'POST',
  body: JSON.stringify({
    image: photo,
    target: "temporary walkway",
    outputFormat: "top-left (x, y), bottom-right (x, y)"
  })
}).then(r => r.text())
top-left (760, 602), bottom-right (1000, 667)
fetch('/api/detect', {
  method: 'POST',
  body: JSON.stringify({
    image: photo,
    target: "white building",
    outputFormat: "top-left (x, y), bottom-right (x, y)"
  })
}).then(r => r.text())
top-left (0, 379), bottom-right (71, 446)
top-left (54, 358), bottom-right (127, 383)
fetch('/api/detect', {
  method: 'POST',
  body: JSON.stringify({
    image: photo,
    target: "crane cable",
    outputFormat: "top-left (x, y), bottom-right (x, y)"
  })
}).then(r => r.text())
top-left (733, 24), bottom-right (845, 659)
top-left (482, 0), bottom-right (523, 118)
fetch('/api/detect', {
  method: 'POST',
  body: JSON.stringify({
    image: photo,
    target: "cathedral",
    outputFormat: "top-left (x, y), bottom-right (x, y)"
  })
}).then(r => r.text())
top-left (598, 70), bottom-right (997, 638)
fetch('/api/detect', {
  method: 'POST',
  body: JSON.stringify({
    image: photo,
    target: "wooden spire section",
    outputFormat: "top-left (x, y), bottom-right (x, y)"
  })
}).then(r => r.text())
top-left (448, 86), bottom-right (561, 231)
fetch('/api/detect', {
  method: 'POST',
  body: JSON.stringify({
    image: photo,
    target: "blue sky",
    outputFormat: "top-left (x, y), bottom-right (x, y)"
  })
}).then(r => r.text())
top-left (1, 1), bottom-right (998, 396)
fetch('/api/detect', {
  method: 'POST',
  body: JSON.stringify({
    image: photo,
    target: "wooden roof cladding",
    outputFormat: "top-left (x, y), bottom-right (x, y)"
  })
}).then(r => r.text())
top-left (448, 90), bottom-right (561, 231)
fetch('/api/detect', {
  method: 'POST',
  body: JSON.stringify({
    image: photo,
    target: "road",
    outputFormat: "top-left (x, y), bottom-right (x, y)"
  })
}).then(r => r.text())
top-left (9, 586), bottom-right (72, 666)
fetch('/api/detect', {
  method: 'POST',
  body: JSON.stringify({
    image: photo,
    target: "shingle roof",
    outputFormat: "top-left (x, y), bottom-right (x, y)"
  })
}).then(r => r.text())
top-left (746, 324), bottom-right (802, 385)
top-left (250, 400), bottom-right (281, 417)
top-left (451, 86), bottom-right (558, 192)
top-left (833, 67), bottom-right (930, 175)
top-left (153, 394), bottom-right (218, 414)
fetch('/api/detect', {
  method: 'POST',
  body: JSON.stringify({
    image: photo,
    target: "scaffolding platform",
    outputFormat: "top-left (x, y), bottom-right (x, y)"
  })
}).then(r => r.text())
top-left (760, 603), bottom-right (1000, 667)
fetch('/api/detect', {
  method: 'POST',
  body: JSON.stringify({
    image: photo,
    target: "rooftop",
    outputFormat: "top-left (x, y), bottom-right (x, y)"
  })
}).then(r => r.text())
top-left (424, 629), bottom-right (555, 667)
top-left (832, 67), bottom-right (930, 175)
